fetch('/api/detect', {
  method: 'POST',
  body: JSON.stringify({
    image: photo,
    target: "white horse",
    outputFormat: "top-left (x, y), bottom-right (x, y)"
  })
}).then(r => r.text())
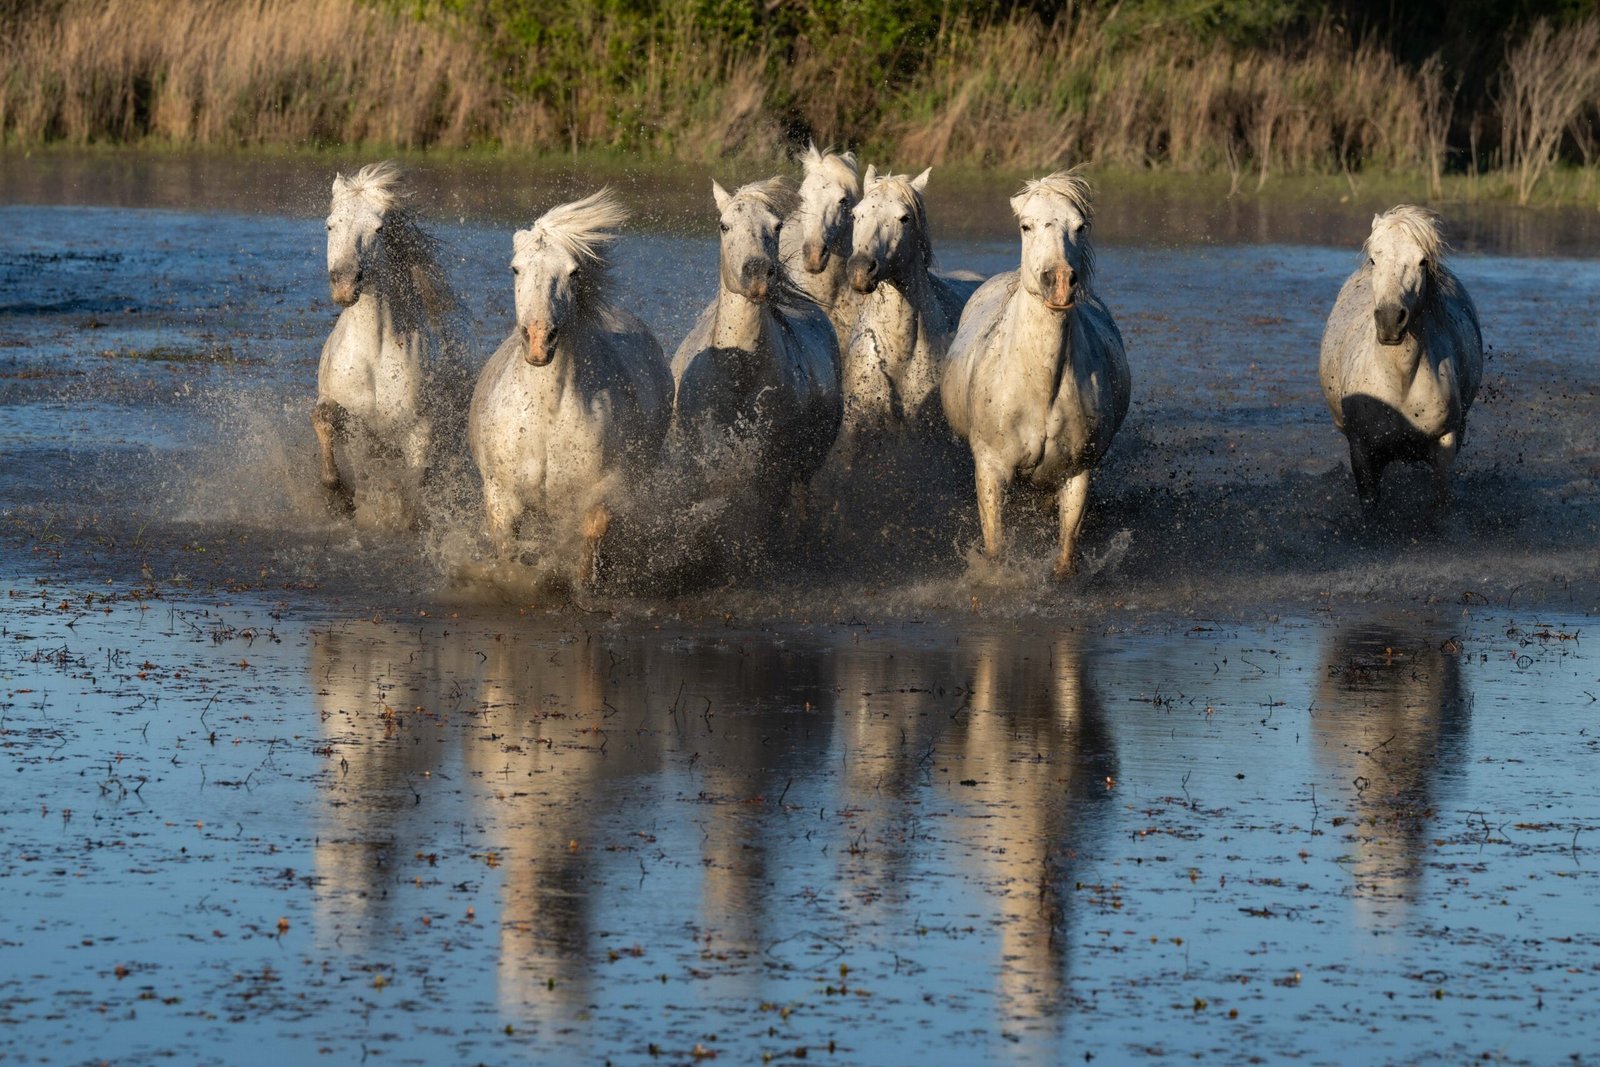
top-left (313, 160), bottom-right (461, 523)
top-left (671, 178), bottom-right (842, 524)
top-left (941, 170), bottom-right (1130, 581)
top-left (1320, 205), bottom-right (1483, 509)
top-left (779, 142), bottom-right (864, 349)
top-left (467, 189), bottom-right (671, 585)
top-left (841, 164), bottom-right (980, 446)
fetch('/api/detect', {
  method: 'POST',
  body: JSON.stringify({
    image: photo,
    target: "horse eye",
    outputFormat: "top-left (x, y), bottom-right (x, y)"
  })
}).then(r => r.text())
top-left (720, 222), bottom-right (730, 234)
top-left (1419, 258), bottom-right (1429, 269)
top-left (899, 214), bottom-right (910, 224)
top-left (511, 266), bottom-right (520, 275)
top-left (1020, 223), bottom-right (1033, 233)
top-left (774, 221), bottom-right (782, 232)
top-left (838, 196), bottom-right (849, 206)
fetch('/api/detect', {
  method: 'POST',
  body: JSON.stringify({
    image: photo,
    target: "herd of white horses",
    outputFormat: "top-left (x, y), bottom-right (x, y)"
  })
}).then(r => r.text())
top-left (313, 147), bottom-right (1482, 587)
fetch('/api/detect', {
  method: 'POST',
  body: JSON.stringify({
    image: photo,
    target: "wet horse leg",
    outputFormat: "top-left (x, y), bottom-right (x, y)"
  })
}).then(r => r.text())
top-left (974, 459), bottom-right (1008, 561)
top-left (1431, 431), bottom-right (1458, 513)
top-left (1349, 438), bottom-right (1381, 506)
top-left (1053, 470), bottom-right (1091, 582)
top-left (310, 400), bottom-right (354, 514)
top-left (579, 502), bottom-right (612, 586)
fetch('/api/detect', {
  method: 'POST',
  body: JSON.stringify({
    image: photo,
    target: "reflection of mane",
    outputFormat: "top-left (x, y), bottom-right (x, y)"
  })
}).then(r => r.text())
top-left (332, 160), bottom-right (460, 331)
top-left (1013, 166), bottom-right (1097, 287)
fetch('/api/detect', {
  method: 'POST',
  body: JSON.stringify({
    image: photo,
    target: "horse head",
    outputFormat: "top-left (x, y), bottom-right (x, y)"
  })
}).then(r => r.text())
top-left (326, 161), bottom-right (404, 307)
top-left (713, 177), bottom-right (787, 304)
top-left (1365, 205), bottom-right (1445, 346)
top-left (511, 189), bottom-right (629, 366)
top-left (795, 143), bottom-right (860, 275)
top-left (847, 165), bottom-right (932, 294)
top-left (1010, 169), bottom-right (1095, 313)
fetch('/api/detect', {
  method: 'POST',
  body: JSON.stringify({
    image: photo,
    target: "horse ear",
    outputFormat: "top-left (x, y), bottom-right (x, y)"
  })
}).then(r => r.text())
top-left (332, 173), bottom-right (349, 196)
top-left (804, 140), bottom-right (821, 165)
top-left (863, 164), bottom-right (878, 190)
top-left (1009, 192), bottom-right (1028, 219)
top-left (1371, 212), bottom-right (1383, 229)
top-left (712, 181), bottom-right (732, 212)
top-left (911, 168), bottom-right (932, 194)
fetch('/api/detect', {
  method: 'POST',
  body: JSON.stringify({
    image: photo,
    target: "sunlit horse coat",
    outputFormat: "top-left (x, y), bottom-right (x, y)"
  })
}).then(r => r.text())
top-left (468, 190), bottom-right (671, 585)
top-left (313, 161), bottom-right (463, 523)
top-left (942, 170), bottom-right (1130, 580)
top-left (671, 178), bottom-right (842, 520)
top-left (1319, 205), bottom-right (1483, 509)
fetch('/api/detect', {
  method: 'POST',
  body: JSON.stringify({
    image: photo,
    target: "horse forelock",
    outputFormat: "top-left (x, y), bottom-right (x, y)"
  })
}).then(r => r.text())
top-left (332, 159), bottom-right (407, 215)
top-left (729, 176), bottom-right (792, 220)
top-left (801, 145), bottom-right (860, 194)
top-left (523, 188), bottom-right (629, 268)
top-left (1364, 205), bottom-right (1449, 278)
top-left (1016, 168), bottom-right (1095, 227)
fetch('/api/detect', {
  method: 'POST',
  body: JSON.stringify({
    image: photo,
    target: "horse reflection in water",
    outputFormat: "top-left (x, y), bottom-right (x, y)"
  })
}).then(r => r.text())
top-left (309, 625), bottom-right (485, 953)
top-left (1313, 620), bottom-right (1471, 927)
top-left (461, 632), bottom-right (669, 1026)
top-left (829, 630), bottom-right (1116, 1020)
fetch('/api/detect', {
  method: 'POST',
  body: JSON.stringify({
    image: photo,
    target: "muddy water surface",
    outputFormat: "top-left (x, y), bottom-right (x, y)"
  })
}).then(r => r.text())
top-left (2, 153), bottom-right (1599, 1063)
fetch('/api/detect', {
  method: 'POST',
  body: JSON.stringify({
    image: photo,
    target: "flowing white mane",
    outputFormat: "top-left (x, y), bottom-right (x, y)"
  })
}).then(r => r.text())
top-left (332, 159), bottom-right (408, 215)
top-left (1365, 205), bottom-right (1449, 272)
top-left (518, 187), bottom-right (630, 266)
top-left (330, 160), bottom-right (458, 331)
top-left (801, 142), bottom-right (860, 193)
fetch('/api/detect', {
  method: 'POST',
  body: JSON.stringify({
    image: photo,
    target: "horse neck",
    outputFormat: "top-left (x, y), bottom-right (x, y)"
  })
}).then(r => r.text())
top-left (870, 251), bottom-right (941, 336)
top-left (712, 284), bottom-right (771, 355)
top-left (1008, 284), bottom-right (1076, 380)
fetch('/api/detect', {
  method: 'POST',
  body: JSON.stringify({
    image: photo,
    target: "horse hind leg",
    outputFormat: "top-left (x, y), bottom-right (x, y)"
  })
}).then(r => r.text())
top-left (1053, 470), bottom-right (1091, 582)
top-left (310, 400), bottom-right (354, 515)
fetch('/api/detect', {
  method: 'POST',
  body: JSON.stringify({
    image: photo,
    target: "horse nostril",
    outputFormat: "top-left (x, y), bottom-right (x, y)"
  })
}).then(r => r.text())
top-left (1395, 308), bottom-right (1408, 328)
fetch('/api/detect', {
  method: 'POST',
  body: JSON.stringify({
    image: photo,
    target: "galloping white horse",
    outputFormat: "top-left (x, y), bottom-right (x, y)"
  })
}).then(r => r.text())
top-left (468, 189), bottom-right (671, 585)
top-left (842, 165), bottom-right (979, 445)
top-left (672, 178), bottom-right (842, 523)
top-left (1320, 206), bottom-right (1483, 509)
top-left (313, 161), bottom-right (461, 523)
top-left (780, 142), bottom-right (864, 349)
top-left (942, 170), bottom-right (1130, 581)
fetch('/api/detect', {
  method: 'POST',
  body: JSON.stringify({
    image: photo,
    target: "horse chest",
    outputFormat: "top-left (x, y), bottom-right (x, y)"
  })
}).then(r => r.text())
top-left (322, 302), bottom-right (422, 420)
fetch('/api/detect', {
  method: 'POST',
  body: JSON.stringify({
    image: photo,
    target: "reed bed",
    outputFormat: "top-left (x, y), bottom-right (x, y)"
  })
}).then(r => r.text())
top-left (3, 0), bottom-right (1599, 200)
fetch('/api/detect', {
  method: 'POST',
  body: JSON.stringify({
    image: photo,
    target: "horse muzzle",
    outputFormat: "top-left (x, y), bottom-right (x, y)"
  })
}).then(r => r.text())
top-left (1373, 304), bottom-right (1409, 346)
top-left (329, 272), bottom-right (361, 307)
top-left (847, 253), bottom-right (879, 294)
top-left (523, 322), bottom-right (559, 365)
top-left (739, 258), bottom-right (775, 303)
top-left (1040, 266), bottom-right (1077, 311)
top-left (802, 241), bottom-right (829, 274)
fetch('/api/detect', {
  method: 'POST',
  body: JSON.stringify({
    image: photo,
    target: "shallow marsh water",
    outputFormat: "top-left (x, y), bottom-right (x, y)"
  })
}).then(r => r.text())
top-left (1, 153), bottom-right (1599, 1063)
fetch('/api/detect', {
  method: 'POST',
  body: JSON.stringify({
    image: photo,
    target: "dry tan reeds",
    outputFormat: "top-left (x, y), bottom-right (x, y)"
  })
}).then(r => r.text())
top-left (1498, 17), bottom-right (1600, 204)
top-left (2, 0), bottom-right (1597, 196)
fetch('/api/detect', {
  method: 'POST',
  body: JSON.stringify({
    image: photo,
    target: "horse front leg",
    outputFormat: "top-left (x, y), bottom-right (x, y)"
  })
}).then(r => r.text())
top-left (1349, 437), bottom-right (1381, 506)
top-left (1431, 431), bottom-right (1458, 513)
top-left (579, 502), bottom-right (612, 587)
top-left (1053, 469), bottom-right (1091, 582)
top-left (974, 458), bottom-right (1009, 562)
top-left (481, 479), bottom-right (520, 560)
top-left (310, 400), bottom-right (355, 515)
